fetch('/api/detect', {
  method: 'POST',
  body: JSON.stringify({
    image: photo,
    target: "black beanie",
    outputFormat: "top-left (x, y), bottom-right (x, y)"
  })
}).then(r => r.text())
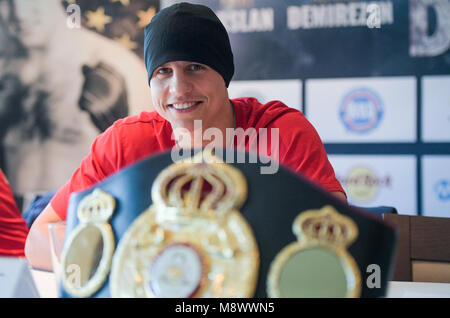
top-left (144, 2), bottom-right (234, 87)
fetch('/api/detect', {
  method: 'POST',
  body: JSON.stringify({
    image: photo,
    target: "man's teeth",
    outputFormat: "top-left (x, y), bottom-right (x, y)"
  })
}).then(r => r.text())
top-left (172, 102), bottom-right (197, 109)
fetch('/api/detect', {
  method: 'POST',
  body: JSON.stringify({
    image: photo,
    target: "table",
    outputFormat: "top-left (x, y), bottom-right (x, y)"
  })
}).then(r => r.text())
top-left (31, 269), bottom-right (58, 298)
top-left (30, 269), bottom-right (450, 298)
top-left (386, 281), bottom-right (450, 298)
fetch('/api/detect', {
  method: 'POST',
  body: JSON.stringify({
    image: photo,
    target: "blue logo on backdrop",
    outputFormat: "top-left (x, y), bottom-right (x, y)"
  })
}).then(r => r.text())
top-left (339, 88), bottom-right (384, 133)
top-left (435, 180), bottom-right (450, 201)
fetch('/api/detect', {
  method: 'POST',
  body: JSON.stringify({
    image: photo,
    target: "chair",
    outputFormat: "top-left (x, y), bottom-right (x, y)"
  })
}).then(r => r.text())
top-left (383, 214), bottom-right (450, 283)
top-left (351, 205), bottom-right (397, 219)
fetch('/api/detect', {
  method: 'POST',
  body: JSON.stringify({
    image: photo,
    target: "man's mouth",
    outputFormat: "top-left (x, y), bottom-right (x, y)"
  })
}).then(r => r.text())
top-left (168, 101), bottom-right (202, 112)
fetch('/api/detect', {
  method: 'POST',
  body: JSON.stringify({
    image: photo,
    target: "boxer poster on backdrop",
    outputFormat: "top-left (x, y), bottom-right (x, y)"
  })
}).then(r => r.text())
top-left (0, 0), bottom-right (158, 203)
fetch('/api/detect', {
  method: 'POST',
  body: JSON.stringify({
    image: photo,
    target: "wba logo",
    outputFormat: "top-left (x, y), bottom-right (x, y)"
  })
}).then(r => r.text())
top-left (339, 88), bottom-right (384, 133)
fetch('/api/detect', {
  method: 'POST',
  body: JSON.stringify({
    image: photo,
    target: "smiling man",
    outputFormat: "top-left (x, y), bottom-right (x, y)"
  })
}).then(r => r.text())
top-left (25, 2), bottom-right (345, 271)
top-left (151, 61), bottom-right (234, 149)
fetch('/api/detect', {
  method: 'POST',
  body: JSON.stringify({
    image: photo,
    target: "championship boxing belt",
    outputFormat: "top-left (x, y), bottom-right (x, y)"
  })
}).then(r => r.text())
top-left (60, 149), bottom-right (397, 298)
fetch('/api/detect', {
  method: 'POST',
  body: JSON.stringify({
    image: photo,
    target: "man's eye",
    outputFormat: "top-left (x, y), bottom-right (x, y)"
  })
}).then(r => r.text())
top-left (188, 64), bottom-right (204, 71)
top-left (157, 68), bottom-right (171, 74)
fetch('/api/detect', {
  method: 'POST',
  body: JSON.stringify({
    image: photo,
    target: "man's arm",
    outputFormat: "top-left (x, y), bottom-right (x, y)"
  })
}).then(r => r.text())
top-left (25, 204), bottom-right (62, 271)
top-left (331, 191), bottom-right (347, 202)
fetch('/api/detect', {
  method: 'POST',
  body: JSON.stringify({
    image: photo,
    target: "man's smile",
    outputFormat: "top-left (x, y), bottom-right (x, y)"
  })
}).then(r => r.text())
top-left (168, 101), bottom-right (203, 113)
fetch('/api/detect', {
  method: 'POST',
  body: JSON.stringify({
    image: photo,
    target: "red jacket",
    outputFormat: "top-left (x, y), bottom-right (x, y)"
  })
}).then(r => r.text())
top-left (0, 169), bottom-right (29, 257)
top-left (51, 98), bottom-right (344, 219)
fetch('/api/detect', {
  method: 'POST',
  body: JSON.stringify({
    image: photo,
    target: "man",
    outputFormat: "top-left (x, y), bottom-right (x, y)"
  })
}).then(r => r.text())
top-left (0, 169), bottom-right (29, 257)
top-left (25, 2), bottom-right (346, 271)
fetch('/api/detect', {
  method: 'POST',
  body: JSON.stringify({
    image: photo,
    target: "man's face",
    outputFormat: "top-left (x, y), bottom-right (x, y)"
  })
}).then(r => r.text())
top-left (150, 61), bottom-right (229, 131)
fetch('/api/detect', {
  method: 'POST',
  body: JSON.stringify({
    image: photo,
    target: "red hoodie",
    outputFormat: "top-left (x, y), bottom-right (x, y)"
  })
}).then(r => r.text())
top-left (0, 169), bottom-right (29, 257)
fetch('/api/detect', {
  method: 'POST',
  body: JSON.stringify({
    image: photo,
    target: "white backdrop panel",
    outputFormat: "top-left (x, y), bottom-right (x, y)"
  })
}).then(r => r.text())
top-left (329, 155), bottom-right (417, 215)
top-left (228, 79), bottom-right (303, 112)
top-left (422, 75), bottom-right (450, 142)
top-left (306, 77), bottom-right (416, 143)
top-left (422, 156), bottom-right (450, 218)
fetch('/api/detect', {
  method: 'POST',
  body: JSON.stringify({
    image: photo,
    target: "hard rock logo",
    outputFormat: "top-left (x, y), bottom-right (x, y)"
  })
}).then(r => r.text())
top-left (337, 167), bottom-right (391, 203)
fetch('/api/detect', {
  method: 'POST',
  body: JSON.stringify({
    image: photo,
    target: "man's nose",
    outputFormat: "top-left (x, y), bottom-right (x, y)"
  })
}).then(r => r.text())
top-left (169, 71), bottom-right (193, 97)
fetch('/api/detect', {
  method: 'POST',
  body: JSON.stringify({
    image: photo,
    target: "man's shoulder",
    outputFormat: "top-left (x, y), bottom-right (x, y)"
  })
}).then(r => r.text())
top-left (91, 111), bottom-right (172, 167)
top-left (98, 111), bottom-right (169, 145)
top-left (112, 111), bottom-right (166, 127)
top-left (232, 97), bottom-right (307, 129)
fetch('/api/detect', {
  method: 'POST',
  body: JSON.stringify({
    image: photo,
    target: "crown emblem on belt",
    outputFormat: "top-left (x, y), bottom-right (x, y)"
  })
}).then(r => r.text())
top-left (110, 150), bottom-right (259, 298)
top-left (267, 205), bottom-right (361, 298)
top-left (77, 188), bottom-right (116, 223)
top-left (152, 150), bottom-right (247, 223)
top-left (61, 189), bottom-right (117, 298)
top-left (294, 205), bottom-right (358, 247)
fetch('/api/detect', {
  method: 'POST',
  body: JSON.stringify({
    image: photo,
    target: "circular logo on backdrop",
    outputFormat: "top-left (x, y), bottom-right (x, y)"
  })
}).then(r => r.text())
top-left (339, 88), bottom-right (384, 133)
top-left (434, 180), bottom-right (450, 201)
top-left (337, 167), bottom-right (391, 203)
top-left (346, 167), bottom-right (380, 202)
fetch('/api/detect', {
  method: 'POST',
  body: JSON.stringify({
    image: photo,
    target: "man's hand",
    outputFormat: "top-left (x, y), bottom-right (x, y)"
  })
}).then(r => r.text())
top-left (79, 62), bottom-right (129, 132)
top-left (25, 204), bottom-right (62, 271)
